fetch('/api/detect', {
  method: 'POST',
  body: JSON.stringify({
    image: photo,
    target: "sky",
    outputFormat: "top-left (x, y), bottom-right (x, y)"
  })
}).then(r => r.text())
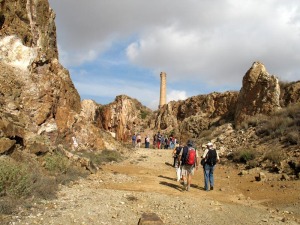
top-left (48, 0), bottom-right (300, 110)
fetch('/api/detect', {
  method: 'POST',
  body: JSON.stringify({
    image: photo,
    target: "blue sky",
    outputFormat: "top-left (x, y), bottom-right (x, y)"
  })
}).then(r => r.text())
top-left (49, 0), bottom-right (300, 110)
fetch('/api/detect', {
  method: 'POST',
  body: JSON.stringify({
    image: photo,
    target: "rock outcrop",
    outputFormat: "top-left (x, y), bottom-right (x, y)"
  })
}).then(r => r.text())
top-left (235, 62), bottom-right (281, 125)
top-left (153, 91), bottom-right (238, 140)
top-left (0, 0), bottom-right (110, 158)
top-left (97, 95), bottom-right (152, 141)
top-left (281, 81), bottom-right (300, 106)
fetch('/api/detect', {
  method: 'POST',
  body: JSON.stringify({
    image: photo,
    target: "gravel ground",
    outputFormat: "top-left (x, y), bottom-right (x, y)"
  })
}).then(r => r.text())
top-left (2, 148), bottom-right (300, 225)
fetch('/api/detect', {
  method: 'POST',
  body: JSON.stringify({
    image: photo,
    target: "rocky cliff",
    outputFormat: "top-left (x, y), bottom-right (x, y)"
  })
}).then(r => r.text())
top-left (95, 62), bottom-right (299, 144)
top-left (0, 0), bottom-right (112, 157)
top-left (0, 0), bottom-right (299, 162)
top-left (97, 95), bottom-right (152, 141)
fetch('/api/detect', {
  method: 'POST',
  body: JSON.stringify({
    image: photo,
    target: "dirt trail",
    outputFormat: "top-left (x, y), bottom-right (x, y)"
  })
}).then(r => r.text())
top-left (3, 148), bottom-right (300, 225)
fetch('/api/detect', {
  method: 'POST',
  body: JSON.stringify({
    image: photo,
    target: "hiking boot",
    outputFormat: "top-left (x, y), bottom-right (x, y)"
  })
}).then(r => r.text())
top-left (210, 186), bottom-right (214, 191)
top-left (187, 185), bottom-right (190, 191)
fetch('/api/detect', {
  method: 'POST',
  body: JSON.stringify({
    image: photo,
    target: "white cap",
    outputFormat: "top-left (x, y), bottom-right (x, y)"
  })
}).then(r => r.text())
top-left (207, 142), bottom-right (213, 146)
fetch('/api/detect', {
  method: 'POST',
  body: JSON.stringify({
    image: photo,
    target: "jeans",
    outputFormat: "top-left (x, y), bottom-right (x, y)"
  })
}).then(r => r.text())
top-left (145, 142), bottom-right (150, 148)
top-left (204, 164), bottom-right (215, 191)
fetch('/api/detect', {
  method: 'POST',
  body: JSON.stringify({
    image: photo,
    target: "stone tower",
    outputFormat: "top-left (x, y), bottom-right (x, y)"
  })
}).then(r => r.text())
top-left (159, 72), bottom-right (167, 108)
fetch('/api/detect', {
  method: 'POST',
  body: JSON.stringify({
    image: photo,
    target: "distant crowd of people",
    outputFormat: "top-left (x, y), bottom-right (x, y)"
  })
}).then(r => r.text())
top-left (131, 132), bottom-right (220, 192)
top-left (131, 131), bottom-right (177, 149)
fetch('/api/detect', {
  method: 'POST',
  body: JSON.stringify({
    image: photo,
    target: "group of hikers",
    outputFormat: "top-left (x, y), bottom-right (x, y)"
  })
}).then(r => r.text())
top-left (172, 140), bottom-right (220, 191)
top-left (131, 132), bottom-right (220, 192)
top-left (131, 132), bottom-right (177, 149)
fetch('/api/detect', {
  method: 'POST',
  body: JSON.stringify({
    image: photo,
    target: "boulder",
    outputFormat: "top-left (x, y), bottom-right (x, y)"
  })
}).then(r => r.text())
top-left (138, 213), bottom-right (164, 225)
top-left (235, 62), bottom-right (281, 125)
top-left (0, 138), bottom-right (16, 154)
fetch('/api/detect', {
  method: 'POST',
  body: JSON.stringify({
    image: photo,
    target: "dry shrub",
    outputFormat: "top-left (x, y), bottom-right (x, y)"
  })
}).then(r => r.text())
top-left (0, 160), bottom-right (33, 197)
top-left (247, 159), bottom-right (259, 169)
top-left (263, 149), bottom-right (285, 165)
top-left (232, 148), bottom-right (257, 164)
top-left (285, 131), bottom-right (299, 145)
top-left (79, 149), bottom-right (123, 166)
top-left (0, 197), bottom-right (20, 215)
top-left (44, 151), bottom-right (71, 174)
top-left (199, 129), bottom-right (213, 142)
top-left (239, 114), bottom-right (269, 130)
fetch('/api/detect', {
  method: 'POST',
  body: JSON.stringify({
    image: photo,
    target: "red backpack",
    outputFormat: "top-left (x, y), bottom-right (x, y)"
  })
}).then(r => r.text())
top-left (185, 147), bottom-right (196, 165)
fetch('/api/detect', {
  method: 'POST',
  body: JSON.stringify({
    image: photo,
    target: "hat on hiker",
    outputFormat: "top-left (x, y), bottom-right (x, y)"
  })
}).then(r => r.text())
top-left (207, 142), bottom-right (213, 146)
top-left (187, 140), bottom-right (193, 147)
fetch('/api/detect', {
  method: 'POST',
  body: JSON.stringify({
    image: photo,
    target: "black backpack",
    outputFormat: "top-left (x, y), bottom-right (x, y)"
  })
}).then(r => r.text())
top-left (174, 146), bottom-right (182, 158)
top-left (206, 149), bottom-right (217, 166)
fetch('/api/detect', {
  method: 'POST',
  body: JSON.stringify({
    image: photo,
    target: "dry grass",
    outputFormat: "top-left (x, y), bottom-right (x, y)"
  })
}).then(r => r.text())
top-left (0, 150), bottom-right (89, 215)
top-left (78, 149), bottom-right (124, 166)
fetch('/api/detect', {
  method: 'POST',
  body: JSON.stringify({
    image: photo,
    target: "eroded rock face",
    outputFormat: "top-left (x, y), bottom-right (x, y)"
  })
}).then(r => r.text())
top-left (235, 62), bottom-right (281, 125)
top-left (281, 81), bottom-right (300, 106)
top-left (0, 0), bottom-right (107, 155)
top-left (98, 95), bottom-right (152, 141)
top-left (153, 91), bottom-right (238, 140)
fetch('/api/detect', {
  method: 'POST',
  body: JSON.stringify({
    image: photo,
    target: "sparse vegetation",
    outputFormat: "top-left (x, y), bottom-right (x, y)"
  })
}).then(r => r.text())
top-left (199, 129), bottom-right (213, 142)
top-left (231, 148), bottom-right (257, 163)
top-left (44, 151), bottom-right (71, 174)
top-left (263, 149), bottom-right (285, 165)
top-left (237, 103), bottom-right (300, 146)
top-left (79, 149), bottom-right (123, 166)
top-left (140, 110), bottom-right (149, 119)
top-left (0, 150), bottom-right (89, 215)
top-left (0, 160), bottom-right (33, 198)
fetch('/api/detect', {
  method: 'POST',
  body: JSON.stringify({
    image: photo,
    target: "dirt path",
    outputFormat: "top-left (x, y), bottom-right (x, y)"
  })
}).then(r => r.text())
top-left (3, 149), bottom-right (300, 225)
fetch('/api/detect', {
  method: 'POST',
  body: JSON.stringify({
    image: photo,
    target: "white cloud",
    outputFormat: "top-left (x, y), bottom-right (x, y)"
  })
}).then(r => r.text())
top-left (167, 90), bottom-right (188, 103)
top-left (49, 0), bottom-right (300, 107)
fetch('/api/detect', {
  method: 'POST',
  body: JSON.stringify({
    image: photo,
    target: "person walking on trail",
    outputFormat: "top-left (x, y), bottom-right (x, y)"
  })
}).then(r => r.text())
top-left (172, 143), bottom-right (183, 181)
top-left (136, 133), bottom-right (141, 148)
top-left (153, 134), bottom-right (157, 149)
top-left (132, 134), bottom-right (136, 148)
top-left (202, 142), bottom-right (220, 191)
top-left (178, 140), bottom-right (199, 191)
top-left (145, 135), bottom-right (150, 148)
top-left (157, 132), bottom-right (162, 149)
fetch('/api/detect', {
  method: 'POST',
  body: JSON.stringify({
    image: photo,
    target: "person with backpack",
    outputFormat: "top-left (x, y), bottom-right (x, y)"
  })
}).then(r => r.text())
top-left (178, 140), bottom-right (199, 191)
top-left (202, 142), bottom-right (220, 191)
top-left (172, 143), bottom-right (183, 181)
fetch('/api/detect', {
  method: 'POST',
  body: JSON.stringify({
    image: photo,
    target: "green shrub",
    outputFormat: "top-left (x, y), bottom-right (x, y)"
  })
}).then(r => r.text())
top-left (140, 110), bottom-right (149, 119)
top-left (0, 160), bottom-right (33, 197)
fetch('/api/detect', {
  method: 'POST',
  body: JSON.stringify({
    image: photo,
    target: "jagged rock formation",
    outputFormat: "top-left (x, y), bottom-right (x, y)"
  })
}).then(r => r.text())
top-left (97, 95), bottom-right (152, 141)
top-left (235, 61), bottom-right (281, 125)
top-left (0, 0), bottom-right (114, 160)
top-left (153, 91), bottom-right (238, 140)
top-left (0, 1), bottom-right (299, 173)
top-left (281, 81), bottom-right (300, 106)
